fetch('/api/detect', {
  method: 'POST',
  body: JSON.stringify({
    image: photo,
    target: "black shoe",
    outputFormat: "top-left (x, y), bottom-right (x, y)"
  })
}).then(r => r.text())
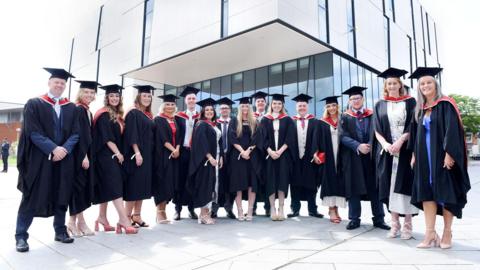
top-left (16, 239), bottom-right (29, 252)
top-left (226, 210), bottom-right (236, 219)
top-left (211, 211), bottom-right (218, 219)
top-left (308, 211), bottom-right (324, 218)
top-left (346, 220), bottom-right (361, 230)
top-left (287, 211), bottom-right (300, 218)
top-left (173, 211), bottom-right (181, 221)
top-left (373, 221), bottom-right (391, 230)
top-left (265, 209), bottom-right (271, 217)
top-left (54, 232), bottom-right (74, 243)
top-left (189, 210), bottom-right (198, 220)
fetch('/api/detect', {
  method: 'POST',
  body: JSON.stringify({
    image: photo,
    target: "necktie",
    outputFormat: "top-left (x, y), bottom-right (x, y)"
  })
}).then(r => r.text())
top-left (54, 98), bottom-right (61, 118)
top-left (222, 121), bottom-right (228, 151)
top-left (300, 118), bottom-right (305, 130)
top-left (357, 111), bottom-right (366, 140)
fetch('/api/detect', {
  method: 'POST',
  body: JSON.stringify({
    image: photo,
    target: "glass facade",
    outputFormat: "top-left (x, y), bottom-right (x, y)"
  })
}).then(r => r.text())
top-left (318, 0), bottom-right (328, 42)
top-left (169, 52), bottom-right (381, 117)
top-left (142, 0), bottom-right (155, 66)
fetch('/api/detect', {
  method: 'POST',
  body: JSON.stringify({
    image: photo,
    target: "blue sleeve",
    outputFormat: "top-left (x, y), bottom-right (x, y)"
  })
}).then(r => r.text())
top-left (30, 132), bottom-right (57, 155)
top-left (62, 134), bottom-right (80, 154)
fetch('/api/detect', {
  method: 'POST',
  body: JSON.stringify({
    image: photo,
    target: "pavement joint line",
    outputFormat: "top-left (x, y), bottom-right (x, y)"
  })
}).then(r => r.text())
top-left (0, 252), bottom-right (14, 270)
top-left (272, 226), bottom-right (376, 269)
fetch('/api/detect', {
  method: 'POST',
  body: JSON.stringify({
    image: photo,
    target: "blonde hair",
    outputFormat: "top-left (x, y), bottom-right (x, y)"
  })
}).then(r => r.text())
top-left (415, 76), bottom-right (443, 121)
top-left (322, 103), bottom-right (340, 119)
top-left (134, 93), bottom-right (152, 114)
top-left (103, 94), bottom-right (124, 122)
top-left (267, 101), bottom-right (286, 115)
top-left (383, 77), bottom-right (405, 97)
top-left (159, 102), bottom-right (177, 115)
top-left (236, 104), bottom-right (257, 138)
top-left (75, 88), bottom-right (96, 104)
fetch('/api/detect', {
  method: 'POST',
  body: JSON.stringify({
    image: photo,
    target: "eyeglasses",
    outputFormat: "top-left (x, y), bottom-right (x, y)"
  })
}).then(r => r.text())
top-left (349, 97), bottom-right (362, 101)
top-left (220, 107), bottom-right (230, 110)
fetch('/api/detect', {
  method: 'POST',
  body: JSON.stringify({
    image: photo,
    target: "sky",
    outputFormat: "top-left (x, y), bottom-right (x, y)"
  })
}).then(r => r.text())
top-left (0, 0), bottom-right (479, 105)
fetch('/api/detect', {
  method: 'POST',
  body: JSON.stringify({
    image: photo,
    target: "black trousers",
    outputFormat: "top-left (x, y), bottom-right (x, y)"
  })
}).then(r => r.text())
top-left (2, 155), bottom-right (7, 171)
top-left (290, 185), bottom-right (318, 213)
top-left (15, 205), bottom-right (67, 241)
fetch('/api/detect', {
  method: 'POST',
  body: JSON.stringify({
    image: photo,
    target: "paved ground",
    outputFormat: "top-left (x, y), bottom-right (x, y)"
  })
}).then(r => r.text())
top-left (0, 162), bottom-right (479, 270)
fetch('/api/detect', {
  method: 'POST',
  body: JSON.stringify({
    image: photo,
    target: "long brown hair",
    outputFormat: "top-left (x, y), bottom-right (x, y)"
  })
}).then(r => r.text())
top-left (134, 93), bottom-right (152, 114)
top-left (322, 103), bottom-right (340, 119)
top-left (103, 93), bottom-right (124, 122)
top-left (236, 104), bottom-right (257, 138)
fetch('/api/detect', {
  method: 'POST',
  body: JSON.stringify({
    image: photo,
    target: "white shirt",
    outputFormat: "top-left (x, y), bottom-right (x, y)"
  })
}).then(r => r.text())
top-left (295, 115), bottom-right (309, 159)
top-left (48, 92), bottom-right (61, 117)
top-left (272, 113), bottom-right (280, 150)
top-left (183, 109), bottom-right (196, 147)
top-left (331, 125), bottom-right (339, 168)
top-left (219, 117), bottom-right (230, 152)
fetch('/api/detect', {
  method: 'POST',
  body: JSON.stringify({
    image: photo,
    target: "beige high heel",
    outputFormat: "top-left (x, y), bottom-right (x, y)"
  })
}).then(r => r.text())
top-left (245, 207), bottom-right (254, 221)
top-left (67, 223), bottom-right (83, 238)
top-left (198, 212), bottom-right (215, 225)
top-left (237, 207), bottom-right (245, 221)
top-left (77, 222), bottom-right (95, 236)
top-left (156, 210), bottom-right (171, 224)
top-left (277, 205), bottom-right (285, 221)
top-left (400, 221), bottom-right (413, 240)
top-left (416, 229), bottom-right (441, 248)
top-left (387, 220), bottom-right (401, 238)
top-left (440, 229), bottom-right (453, 249)
top-left (270, 207), bottom-right (278, 221)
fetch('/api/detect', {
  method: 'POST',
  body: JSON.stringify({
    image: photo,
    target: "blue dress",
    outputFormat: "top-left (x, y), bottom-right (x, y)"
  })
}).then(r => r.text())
top-left (422, 115), bottom-right (432, 185)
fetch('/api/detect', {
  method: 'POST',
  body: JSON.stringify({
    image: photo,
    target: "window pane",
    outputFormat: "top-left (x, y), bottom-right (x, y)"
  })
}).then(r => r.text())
top-left (243, 69), bottom-right (255, 98)
top-left (318, 0), bottom-right (328, 42)
top-left (341, 58), bottom-right (351, 110)
top-left (221, 75), bottom-right (231, 97)
top-left (283, 60), bottom-right (297, 115)
top-left (211, 78), bottom-right (221, 101)
top-left (255, 67), bottom-right (268, 93)
top-left (269, 64), bottom-right (282, 95)
top-left (315, 53), bottom-right (334, 116)
top-left (231, 73), bottom-right (243, 111)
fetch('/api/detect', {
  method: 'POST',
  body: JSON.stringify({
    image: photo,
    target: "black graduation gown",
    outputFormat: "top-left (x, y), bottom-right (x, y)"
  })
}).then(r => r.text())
top-left (253, 114), bottom-right (268, 203)
top-left (123, 109), bottom-right (153, 201)
top-left (153, 115), bottom-right (184, 204)
top-left (187, 121), bottom-right (224, 208)
top-left (17, 96), bottom-right (79, 217)
top-left (228, 120), bottom-right (262, 193)
top-left (92, 110), bottom-right (124, 204)
top-left (69, 104), bottom-right (94, 215)
top-left (374, 97), bottom-right (416, 206)
top-left (217, 118), bottom-right (238, 206)
top-left (411, 97), bottom-right (471, 218)
top-left (173, 112), bottom-right (198, 206)
top-left (339, 109), bottom-right (375, 200)
top-left (316, 118), bottom-right (346, 199)
top-left (260, 114), bottom-right (296, 197)
top-left (291, 116), bottom-right (320, 200)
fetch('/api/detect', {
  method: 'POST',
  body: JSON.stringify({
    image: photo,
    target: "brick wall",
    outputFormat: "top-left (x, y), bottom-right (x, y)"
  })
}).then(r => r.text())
top-left (0, 122), bottom-right (22, 143)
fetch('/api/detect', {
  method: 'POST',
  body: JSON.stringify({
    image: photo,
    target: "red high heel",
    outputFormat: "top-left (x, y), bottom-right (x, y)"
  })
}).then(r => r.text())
top-left (116, 223), bottom-right (138, 234)
top-left (94, 220), bottom-right (115, 232)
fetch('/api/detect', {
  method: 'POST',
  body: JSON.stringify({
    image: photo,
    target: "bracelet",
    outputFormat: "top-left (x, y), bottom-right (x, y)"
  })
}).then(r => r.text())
top-left (111, 153), bottom-right (120, 159)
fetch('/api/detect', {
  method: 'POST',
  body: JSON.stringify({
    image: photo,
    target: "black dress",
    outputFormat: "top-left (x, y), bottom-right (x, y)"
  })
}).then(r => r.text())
top-left (92, 109), bottom-right (124, 204)
top-left (260, 114), bottom-right (295, 197)
top-left (411, 97), bottom-right (470, 218)
top-left (153, 114), bottom-right (184, 205)
top-left (228, 120), bottom-right (261, 193)
top-left (291, 115), bottom-right (320, 200)
top-left (187, 120), bottom-right (223, 208)
top-left (374, 97), bottom-right (416, 208)
top-left (69, 104), bottom-right (94, 216)
top-left (17, 95), bottom-right (79, 217)
top-left (123, 108), bottom-right (154, 201)
top-left (316, 118), bottom-right (346, 201)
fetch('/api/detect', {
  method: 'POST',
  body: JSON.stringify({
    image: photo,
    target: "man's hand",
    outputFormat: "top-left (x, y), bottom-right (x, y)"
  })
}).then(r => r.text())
top-left (52, 146), bottom-right (68, 162)
top-left (357, 144), bottom-right (371, 155)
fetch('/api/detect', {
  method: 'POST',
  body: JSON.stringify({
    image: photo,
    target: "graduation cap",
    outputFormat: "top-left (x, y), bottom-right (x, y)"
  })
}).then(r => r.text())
top-left (179, 86), bottom-right (200, 97)
top-left (133, 85), bottom-right (155, 94)
top-left (250, 91), bottom-right (268, 100)
top-left (75, 80), bottom-right (101, 91)
top-left (270, 93), bottom-right (288, 102)
top-left (409, 67), bottom-right (443, 79)
top-left (216, 97), bottom-right (235, 106)
top-left (44, 67), bottom-right (75, 80)
top-left (320, 95), bottom-right (340, 104)
top-left (196, 98), bottom-right (217, 108)
top-left (158, 94), bottom-right (179, 103)
top-left (378, 67), bottom-right (408, 79)
top-left (235, 97), bottom-right (251, 105)
top-left (342, 86), bottom-right (367, 97)
top-left (291, 93), bottom-right (312, 103)
top-left (99, 84), bottom-right (124, 95)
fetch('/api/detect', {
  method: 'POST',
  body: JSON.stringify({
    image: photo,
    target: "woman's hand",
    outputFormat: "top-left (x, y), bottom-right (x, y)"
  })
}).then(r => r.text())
top-left (241, 149), bottom-right (251, 160)
top-left (171, 148), bottom-right (180, 159)
top-left (135, 153), bottom-right (143, 166)
top-left (209, 157), bottom-right (218, 167)
top-left (82, 156), bottom-right (90, 170)
top-left (410, 154), bottom-right (415, 169)
top-left (444, 152), bottom-right (455, 170)
top-left (389, 138), bottom-right (404, 155)
top-left (116, 153), bottom-right (124, 164)
top-left (219, 157), bottom-right (224, 169)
